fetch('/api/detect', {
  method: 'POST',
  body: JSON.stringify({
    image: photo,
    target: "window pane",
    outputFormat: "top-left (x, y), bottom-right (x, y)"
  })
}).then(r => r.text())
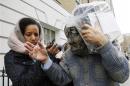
top-left (51, 30), bottom-right (55, 42)
top-left (44, 28), bottom-right (55, 45)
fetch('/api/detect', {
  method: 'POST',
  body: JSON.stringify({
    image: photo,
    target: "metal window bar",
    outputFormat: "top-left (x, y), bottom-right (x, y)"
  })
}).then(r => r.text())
top-left (0, 67), bottom-right (10, 86)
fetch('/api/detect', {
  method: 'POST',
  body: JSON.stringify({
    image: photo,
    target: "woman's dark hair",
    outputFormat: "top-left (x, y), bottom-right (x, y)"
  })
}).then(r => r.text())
top-left (19, 18), bottom-right (41, 35)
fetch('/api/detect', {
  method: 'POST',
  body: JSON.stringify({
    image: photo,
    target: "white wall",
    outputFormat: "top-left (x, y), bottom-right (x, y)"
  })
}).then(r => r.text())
top-left (0, 0), bottom-right (69, 69)
top-left (0, 1), bottom-right (69, 85)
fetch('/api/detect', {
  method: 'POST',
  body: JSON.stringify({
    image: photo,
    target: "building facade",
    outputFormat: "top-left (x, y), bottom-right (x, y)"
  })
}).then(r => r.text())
top-left (55, 0), bottom-right (114, 13)
top-left (0, 0), bottom-right (70, 85)
top-left (121, 34), bottom-right (130, 56)
top-left (0, 0), bottom-right (124, 85)
top-left (0, 0), bottom-right (114, 69)
top-left (0, 0), bottom-right (70, 65)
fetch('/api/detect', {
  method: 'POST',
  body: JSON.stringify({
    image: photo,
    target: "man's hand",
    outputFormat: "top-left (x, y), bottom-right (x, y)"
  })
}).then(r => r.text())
top-left (81, 24), bottom-right (108, 47)
top-left (46, 43), bottom-right (60, 56)
top-left (24, 42), bottom-right (48, 63)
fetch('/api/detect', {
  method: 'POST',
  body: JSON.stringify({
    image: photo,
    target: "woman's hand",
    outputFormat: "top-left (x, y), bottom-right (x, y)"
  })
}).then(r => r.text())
top-left (24, 42), bottom-right (48, 63)
top-left (81, 24), bottom-right (108, 47)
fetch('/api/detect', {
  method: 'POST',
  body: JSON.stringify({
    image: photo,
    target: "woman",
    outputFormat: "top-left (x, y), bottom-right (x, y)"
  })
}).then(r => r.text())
top-left (4, 18), bottom-right (58, 86)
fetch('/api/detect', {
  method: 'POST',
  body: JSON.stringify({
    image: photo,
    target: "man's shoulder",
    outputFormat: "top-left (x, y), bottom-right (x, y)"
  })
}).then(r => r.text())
top-left (63, 49), bottom-right (74, 60)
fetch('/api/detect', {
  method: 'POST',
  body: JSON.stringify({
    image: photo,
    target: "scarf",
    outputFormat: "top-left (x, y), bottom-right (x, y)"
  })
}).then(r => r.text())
top-left (8, 18), bottom-right (44, 53)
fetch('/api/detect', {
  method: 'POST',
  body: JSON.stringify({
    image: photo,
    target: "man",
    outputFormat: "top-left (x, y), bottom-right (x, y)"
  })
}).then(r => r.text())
top-left (25, 2), bottom-right (129, 86)
top-left (25, 24), bottom-right (129, 86)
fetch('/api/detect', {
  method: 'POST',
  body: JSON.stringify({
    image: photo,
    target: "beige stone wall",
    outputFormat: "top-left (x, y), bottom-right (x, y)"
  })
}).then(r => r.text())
top-left (121, 34), bottom-right (130, 55)
top-left (56, 0), bottom-right (76, 13)
top-left (56, 0), bottom-right (113, 13)
top-left (80, 0), bottom-right (88, 3)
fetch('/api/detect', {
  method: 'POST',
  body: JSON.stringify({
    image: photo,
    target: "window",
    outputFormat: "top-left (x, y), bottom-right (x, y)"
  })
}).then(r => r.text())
top-left (53, 0), bottom-right (62, 5)
top-left (44, 28), bottom-right (55, 45)
top-left (39, 21), bottom-right (55, 45)
top-left (75, 0), bottom-right (81, 5)
top-left (128, 45), bottom-right (130, 53)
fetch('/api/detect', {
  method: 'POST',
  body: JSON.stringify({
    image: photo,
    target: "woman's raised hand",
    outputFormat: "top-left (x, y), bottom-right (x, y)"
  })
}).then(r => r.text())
top-left (24, 42), bottom-right (49, 63)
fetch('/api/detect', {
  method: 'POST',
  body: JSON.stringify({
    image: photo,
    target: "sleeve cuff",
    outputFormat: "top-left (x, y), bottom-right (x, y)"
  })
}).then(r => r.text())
top-left (41, 57), bottom-right (53, 70)
top-left (55, 51), bottom-right (63, 59)
top-left (97, 41), bottom-right (112, 54)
